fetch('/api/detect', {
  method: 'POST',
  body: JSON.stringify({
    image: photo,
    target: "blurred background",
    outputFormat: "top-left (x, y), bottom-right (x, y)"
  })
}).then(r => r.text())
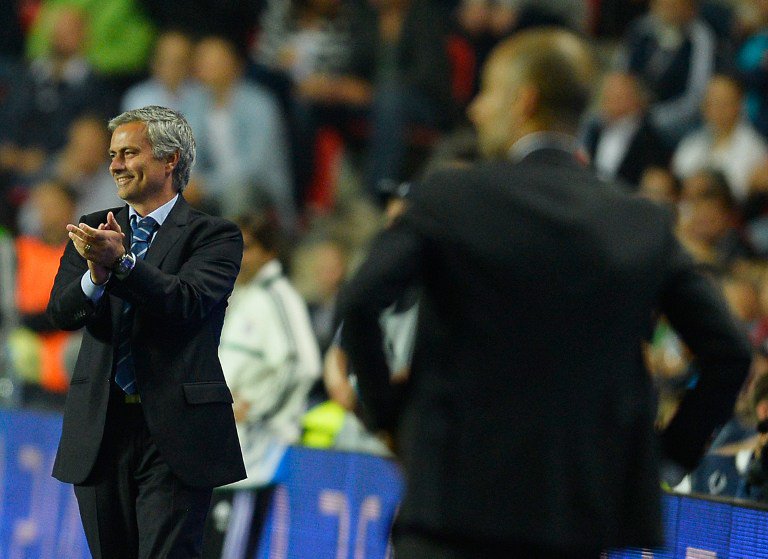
top-left (4, 0), bottom-right (768, 556)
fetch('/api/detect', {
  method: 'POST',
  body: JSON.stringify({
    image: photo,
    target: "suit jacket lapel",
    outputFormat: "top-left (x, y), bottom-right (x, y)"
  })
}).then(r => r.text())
top-left (144, 195), bottom-right (189, 268)
top-left (109, 197), bottom-right (190, 335)
top-left (111, 205), bottom-right (131, 334)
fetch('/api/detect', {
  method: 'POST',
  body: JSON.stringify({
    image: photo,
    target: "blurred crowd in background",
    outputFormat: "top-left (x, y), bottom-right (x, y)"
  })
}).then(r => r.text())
top-left (4, 0), bottom-right (768, 512)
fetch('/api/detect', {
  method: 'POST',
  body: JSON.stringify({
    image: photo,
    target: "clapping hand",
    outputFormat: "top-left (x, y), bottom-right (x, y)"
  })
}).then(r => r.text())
top-left (67, 212), bottom-right (125, 284)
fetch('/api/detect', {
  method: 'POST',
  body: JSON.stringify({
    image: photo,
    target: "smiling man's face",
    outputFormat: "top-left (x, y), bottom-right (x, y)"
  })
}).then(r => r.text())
top-left (109, 121), bottom-right (174, 211)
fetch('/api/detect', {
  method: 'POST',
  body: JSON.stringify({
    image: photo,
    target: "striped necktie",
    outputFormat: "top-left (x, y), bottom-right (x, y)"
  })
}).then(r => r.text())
top-left (114, 215), bottom-right (157, 394)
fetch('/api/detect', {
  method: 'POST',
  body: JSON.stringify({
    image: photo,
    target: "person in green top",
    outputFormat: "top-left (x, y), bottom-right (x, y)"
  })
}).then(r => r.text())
top-left (26, 0), bottom-right (155, 78)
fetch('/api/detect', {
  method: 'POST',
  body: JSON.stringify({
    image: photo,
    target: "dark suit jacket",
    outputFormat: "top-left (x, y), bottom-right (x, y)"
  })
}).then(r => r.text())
top-left (338, 149), bottom-right (751, 550)
top-left (582, 115), bottom-right (671, 188)
top-left (48, 196), bottom-right (246, 488)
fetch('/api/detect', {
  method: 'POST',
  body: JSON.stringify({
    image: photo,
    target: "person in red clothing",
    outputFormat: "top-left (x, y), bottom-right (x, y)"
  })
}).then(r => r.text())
top-left (11, 179), bottom-right (78, 409)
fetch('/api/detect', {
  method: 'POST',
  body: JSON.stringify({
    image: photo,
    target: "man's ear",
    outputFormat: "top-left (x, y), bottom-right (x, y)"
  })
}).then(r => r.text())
top-left (516, 83), bottom-right (539, 120)
top-left (166, 151), bottom-right (180, 173)
top-left (757, 400), bottom-right (768, 422)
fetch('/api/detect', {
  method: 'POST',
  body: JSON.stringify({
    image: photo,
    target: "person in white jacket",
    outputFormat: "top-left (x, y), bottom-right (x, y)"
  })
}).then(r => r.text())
top-left (212, 211), bottom-right (321, 559)
top-left (672, 73), bottom-right (768, 202)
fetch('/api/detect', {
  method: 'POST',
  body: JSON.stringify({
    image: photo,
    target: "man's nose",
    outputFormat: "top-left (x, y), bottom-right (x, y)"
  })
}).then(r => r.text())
top-left (110, 156), bottom-right (124, 173)
top-left (467, 95), bottom-right (482, 124)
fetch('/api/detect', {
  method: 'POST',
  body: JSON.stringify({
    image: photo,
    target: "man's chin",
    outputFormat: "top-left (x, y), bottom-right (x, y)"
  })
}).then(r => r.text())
top-left (476, 137), bottom-right (503, 159)
top-left (116, 185), bottom-right (132, 202)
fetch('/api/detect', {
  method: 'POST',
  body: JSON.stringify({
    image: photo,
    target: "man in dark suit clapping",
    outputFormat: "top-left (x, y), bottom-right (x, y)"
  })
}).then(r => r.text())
top-left (338, 28), bottom-right (751, 558)
top-left (581, 71), bottom-right (671, 188)
top-left (47, 106), bottom-right (245, 558)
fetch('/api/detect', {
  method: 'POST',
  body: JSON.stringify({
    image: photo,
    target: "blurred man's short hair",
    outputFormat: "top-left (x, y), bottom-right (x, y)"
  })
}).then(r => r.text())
top-left (235, 211), bottom-right (282, 254)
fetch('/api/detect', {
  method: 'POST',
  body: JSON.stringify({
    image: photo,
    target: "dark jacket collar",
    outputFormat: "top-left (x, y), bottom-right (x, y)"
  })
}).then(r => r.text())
top-left (509, 131), bottom-right (579, 163)
top-left (116, 195), bottom-right (190, 265)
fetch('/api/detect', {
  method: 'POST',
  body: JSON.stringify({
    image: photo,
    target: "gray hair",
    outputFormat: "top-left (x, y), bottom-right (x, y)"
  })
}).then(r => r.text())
top-left (108, 106), bottom-right (195, 192)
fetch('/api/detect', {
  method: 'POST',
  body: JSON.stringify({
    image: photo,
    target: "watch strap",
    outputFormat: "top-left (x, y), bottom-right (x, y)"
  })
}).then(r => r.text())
top-left (113, 252), bottom-right (136, 279)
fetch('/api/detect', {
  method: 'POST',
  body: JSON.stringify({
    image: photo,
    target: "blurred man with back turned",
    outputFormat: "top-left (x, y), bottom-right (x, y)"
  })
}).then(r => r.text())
top-left (47, 106), bottom-right (245, 558)
top-left (337, 28), bottom-right (752, 558)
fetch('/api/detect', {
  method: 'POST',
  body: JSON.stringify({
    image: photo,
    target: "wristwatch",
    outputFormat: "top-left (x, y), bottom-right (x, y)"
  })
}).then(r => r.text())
top-left (113, 252), bottom-right (136, 279)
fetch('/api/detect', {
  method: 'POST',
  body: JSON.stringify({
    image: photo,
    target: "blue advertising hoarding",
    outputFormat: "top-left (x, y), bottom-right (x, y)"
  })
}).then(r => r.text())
top-left (1, 408), bottom-right (767, 558)
top-left (0, 409), bottom-right (88, 559)
top-left (604, 495), bottom-right (768, 558)
top-left (256, 447), bottom-right (402, 559)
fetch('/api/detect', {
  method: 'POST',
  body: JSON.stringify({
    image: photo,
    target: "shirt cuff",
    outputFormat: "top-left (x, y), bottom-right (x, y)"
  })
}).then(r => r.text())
top-left (81, 270), bottom-right (109, 303)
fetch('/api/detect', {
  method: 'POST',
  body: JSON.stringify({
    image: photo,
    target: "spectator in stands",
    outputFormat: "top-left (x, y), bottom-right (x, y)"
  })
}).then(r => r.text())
top-left (454, 0), bottom-right (510, 101)
top-left (304, 237), bottom-right (350, 355)
top-left (738, 372), bottom-right (768, 501)
top-left (672, 73), bottom-right (768, 202)
top-left (45, 114), bottom-right (119, 216)
top-left (121, 30), bottom-right (202, 112)
top-left (454, 0), bottom-right (586, 106)
top-left (1, 5), bottom-right (113, 233)
top-left (0, 1), bottom-right (24, 133)
top-left (26, 0), bottom-right (155, 84)
top-left (457, 0), bottom-right (589, 37)
top-left (17, 115), bottom-right (120, 235)
top-left (212, 212), bottom-right (321, 558)
top-left (269, 0), bottom-right (456, 205)
top-left (639, 165), bottom-right (681, 205)
top-left (253, 0), bottom-right (360, 206)
top-left (9, 180), bottom-right (78, 411)
top-left (677, 168), bottom-right (755, 267)
top-left (0, 221), bottom-right (14, 405)
top-left (345, 0), bottom-right (454, 200)
top-left (452, 0), bottom-right (589, 119)
top-left (749, 265), bottom-right (768, 351)
top-left (300, 327), bottom-right (397, 456)
top-left (581, 71), bottom-right (671, 188)
top-left (723, 270), bottom-right (764, 334)
top-left (736, 0), bottom-right (768, 139)
top-left (592, 0), bottom-right (650, 39)
top-left (0, 1), bottom-right (25, 231)
top-left (742, 159), bottom-right (768, 256)
top-left (651, 268), bottom-right (762, 451)
top-left (1, 5), bottom-right (110, 164)
top-left (617, 0), bottom-right (718, 147)
top-left (137, 0), bottom-right (258, 54)
top-left (304, 185), bottom-right (415, 454)
top-left (184, 36), bottom-right (297, 230)
top-left (247, 0), bottom-right (296, 109)
top-left (1, 5), bottom-right (86, 234)
top-left (683, 268), bottom-right (766, 498)
top-left (253, 0), bottom-right (355, 95)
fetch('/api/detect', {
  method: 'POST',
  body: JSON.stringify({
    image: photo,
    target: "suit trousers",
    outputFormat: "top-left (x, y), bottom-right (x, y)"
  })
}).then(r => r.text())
top-left (393, 529), bottom-right (603, 559)
top-left (73, 384), bottom-right (213, 559)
